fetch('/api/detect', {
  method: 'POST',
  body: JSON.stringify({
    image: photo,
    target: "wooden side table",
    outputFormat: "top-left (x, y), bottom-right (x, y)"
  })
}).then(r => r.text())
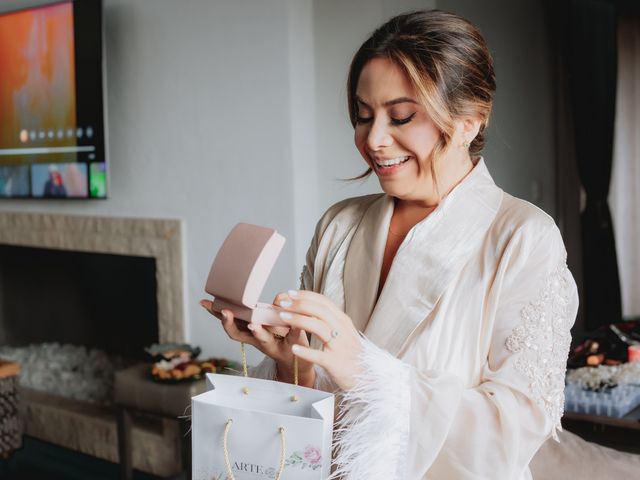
top-left (114, 364), bottom-right (207, 480)
top-left (0, 360), bottom-right (21, 459)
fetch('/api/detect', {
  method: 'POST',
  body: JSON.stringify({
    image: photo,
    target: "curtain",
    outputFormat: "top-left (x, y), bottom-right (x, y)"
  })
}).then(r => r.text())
top-left (610, 14), bottom-right (640, 317)
top-left (567, 0), bottom-right (622, 330)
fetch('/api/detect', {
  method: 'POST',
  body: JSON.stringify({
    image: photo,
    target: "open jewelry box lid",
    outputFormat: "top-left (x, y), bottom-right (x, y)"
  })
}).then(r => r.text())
top-left (204, 223), bottom-right (286, 308)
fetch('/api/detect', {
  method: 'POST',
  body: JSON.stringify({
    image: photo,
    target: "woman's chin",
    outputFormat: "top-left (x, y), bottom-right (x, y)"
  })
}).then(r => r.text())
top-left (377, 179), bottom-right (410, 198)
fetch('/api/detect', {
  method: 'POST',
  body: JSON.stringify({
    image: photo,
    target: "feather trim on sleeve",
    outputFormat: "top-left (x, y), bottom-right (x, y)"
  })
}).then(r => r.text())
top-left (330, 336), bottom-right (411, 480)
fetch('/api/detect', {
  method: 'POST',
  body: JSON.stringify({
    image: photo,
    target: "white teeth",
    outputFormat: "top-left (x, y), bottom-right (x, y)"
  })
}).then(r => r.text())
top-left (376, 156), bottom-right (409, 167)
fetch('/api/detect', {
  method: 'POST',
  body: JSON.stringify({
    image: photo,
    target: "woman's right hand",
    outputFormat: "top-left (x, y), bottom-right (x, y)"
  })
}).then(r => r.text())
top-left (199, 299), bottom-right (316, 387)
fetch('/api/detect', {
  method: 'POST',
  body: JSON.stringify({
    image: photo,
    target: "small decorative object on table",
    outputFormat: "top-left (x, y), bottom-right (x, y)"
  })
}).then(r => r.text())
top-left (565, 362), bottom-right (640, 417)
top-left (0, 359), bottom-right (22, 458)
top-left (628, 344), bottom-right (640, 363)
top-left (564, 320), bottom-right (640, 418)
top-left (568, 320), bottom-right (640, 368)
top-left (146, 343), bottom-right (239, 382)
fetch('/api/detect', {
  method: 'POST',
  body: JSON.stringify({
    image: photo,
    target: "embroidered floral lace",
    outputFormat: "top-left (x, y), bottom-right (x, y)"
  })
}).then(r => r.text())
top-left (505, 260), bottom-right (573, 438)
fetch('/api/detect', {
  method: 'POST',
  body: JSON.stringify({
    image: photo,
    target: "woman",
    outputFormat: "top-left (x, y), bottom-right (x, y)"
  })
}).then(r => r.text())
top-left (201, 10), bottom-right (578, 480)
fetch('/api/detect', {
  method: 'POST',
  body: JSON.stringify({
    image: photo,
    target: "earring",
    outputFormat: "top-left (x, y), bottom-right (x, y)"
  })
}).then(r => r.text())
top-left (462, 140), bottom-right (471, 148)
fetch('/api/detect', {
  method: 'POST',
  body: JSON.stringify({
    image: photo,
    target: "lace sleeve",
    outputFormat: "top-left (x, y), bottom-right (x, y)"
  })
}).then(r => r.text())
top-left (505, 260), bottom-right (575, 438)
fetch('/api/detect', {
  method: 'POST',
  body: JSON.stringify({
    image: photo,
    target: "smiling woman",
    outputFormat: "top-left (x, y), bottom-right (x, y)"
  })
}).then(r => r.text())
top-left (347, 10), bottom-right (495, 202)
top-left (203, 9), bottom-right (579, 480)
top-left (353, 60), bottom-right (446, 198)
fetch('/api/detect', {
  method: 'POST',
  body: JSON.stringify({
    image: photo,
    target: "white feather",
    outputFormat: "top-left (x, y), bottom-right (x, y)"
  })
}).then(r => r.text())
top-left (330, 336), bottom-right (411, 480)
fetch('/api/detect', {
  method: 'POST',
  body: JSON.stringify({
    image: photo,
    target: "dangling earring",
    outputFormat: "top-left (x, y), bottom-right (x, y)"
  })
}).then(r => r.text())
top-left (462, 140), bottom-right (470, 148)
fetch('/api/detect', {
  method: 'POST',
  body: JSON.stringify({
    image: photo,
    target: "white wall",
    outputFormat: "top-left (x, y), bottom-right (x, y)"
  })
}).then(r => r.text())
top-left (311, 0), bottom-right (438, 214)
top-left (311, 0), bottom-right (556, 218)
top-left (437, 0), bottom-right (556, 214)
top-left (0, 0), bottom-right (300, 364)
top-left (0, 0), bottom-right (556, 364)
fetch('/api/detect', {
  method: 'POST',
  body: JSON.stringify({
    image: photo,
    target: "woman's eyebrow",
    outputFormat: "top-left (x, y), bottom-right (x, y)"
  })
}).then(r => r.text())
top-left (356, 95), bottom-right (418, 107)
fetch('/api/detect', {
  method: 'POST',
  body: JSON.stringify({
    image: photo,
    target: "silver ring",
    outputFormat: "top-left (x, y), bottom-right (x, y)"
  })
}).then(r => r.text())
top-left (322, 330), bottom-right (340, 349)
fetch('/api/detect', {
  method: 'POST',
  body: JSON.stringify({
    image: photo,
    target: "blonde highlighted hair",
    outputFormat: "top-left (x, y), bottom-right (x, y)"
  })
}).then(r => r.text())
top-left (347, 10), bottom-right (496, 191)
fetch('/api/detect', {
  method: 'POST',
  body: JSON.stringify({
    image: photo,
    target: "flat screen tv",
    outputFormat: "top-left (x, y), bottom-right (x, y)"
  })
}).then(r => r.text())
top-left (0, 0), bottom-right (106, 199)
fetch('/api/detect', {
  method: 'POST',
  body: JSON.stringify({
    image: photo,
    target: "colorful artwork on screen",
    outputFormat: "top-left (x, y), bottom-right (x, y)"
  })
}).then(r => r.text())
top-left (0, 2), bottom-right (77, 154)
top-left (31, 162), bottom-right (88, 198)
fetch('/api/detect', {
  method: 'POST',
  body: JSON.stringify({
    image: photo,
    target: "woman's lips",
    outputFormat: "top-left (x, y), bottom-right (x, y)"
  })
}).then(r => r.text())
top-left (373, 155), bottom-right (411, 177)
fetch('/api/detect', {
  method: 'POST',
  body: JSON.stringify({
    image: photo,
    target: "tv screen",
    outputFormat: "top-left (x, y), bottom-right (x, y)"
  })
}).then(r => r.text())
top-left (0, 0), bottom-right (106, 199)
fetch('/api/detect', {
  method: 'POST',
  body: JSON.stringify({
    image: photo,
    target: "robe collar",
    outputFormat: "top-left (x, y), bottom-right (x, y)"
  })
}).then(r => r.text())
top-left (343, 158), bottom-right (503, 356)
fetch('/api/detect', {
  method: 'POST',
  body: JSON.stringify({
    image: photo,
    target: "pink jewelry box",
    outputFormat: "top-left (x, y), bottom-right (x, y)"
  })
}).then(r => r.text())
top-left (204, 223), bottom-right (289, 327)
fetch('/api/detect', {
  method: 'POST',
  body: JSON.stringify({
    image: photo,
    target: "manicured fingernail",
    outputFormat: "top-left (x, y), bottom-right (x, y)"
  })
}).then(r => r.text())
top-left (287, 290), bottom-right (298, 297)
top-left (247, 324), bottom-right (255, 331)
top-left (291, 345), bottom-right (300, 353)
top-left (278, 300), bottom-right (293, 308)
top-left (199, 301), bottom-right (207, 308)
top-left (279, 312), bottom-right (293, 320)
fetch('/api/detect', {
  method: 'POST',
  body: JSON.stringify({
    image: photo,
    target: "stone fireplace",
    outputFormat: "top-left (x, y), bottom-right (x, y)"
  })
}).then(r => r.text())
top-left (0, 211), bottom-right (185, 476)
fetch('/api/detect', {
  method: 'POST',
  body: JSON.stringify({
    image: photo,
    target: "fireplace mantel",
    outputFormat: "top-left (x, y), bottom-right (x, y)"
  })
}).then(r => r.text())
top-left (0, 211), bottom-right (184, 343)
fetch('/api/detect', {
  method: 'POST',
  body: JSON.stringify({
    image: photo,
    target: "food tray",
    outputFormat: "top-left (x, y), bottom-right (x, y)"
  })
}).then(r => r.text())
top-left (564, 383), bottom-right (640, 418)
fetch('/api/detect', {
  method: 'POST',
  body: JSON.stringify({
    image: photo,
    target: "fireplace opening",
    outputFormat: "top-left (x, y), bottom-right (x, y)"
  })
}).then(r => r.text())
top-left (0, 214), bottom-right (184, 476)
top-left (0, 244), bottom-right (159, 360)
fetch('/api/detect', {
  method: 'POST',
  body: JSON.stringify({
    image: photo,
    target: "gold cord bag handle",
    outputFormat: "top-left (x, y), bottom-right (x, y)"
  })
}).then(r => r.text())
top-left (223, 419), bottom-right (286, 480)
top-left (240, 341), bottom-right (299, 394)
top-left (240, 342), bottom-right (249, 378)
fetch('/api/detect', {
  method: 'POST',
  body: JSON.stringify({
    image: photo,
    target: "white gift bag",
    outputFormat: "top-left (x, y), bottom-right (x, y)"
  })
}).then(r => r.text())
top-left (192, 372), bottom-right (334, 480)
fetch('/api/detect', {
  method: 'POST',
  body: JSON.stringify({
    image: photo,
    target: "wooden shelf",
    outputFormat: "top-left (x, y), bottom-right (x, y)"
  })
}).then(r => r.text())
top-left (562, 404), bottom-right (640, 453)
top-left (563, 404), bottom-right (640, 430)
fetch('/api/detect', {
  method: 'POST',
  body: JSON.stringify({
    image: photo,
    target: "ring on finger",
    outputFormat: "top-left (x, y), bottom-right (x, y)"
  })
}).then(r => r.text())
top-left (322, 329), bottom-right (340, 347)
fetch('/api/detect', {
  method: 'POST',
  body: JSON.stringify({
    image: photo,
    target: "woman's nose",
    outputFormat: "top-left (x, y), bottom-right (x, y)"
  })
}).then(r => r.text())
top-left (366, 119), bottom-right (393, 151)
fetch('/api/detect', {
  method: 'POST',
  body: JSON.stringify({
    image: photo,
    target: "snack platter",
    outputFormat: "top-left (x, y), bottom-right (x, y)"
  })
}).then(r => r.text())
top-left (146, 343), bottom-right (238, 383)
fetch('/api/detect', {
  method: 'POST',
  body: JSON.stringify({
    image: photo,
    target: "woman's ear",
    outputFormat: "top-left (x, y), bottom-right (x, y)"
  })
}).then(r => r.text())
top-left (453, 116), bottom-right (482, 147)
top-left (461, 116), bottom-right (482, 141)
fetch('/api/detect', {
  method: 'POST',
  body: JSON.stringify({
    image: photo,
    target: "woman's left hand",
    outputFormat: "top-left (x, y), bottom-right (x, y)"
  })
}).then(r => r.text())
top-left (274, 290), bottom-right (363, 391)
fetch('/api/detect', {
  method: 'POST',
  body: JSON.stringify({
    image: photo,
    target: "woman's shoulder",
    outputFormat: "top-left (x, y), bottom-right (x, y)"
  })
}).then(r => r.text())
top-left (495, 192), bottom-right (558, 237)
top-left (492, 192), bottom-right (566, 261)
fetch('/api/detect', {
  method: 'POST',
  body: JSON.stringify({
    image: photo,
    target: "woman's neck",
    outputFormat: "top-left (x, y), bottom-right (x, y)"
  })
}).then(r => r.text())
top-left (396, 151), bottom-right (475, 211)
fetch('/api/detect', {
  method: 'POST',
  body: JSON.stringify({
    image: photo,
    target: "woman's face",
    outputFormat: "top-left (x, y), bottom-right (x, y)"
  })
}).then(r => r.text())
top-left (354, 57), bottom-right (441, 202)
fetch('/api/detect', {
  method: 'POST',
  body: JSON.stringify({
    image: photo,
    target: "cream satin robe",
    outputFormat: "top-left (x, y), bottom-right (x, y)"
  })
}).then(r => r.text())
top-left (252, 159), bottom-right (579, 480)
